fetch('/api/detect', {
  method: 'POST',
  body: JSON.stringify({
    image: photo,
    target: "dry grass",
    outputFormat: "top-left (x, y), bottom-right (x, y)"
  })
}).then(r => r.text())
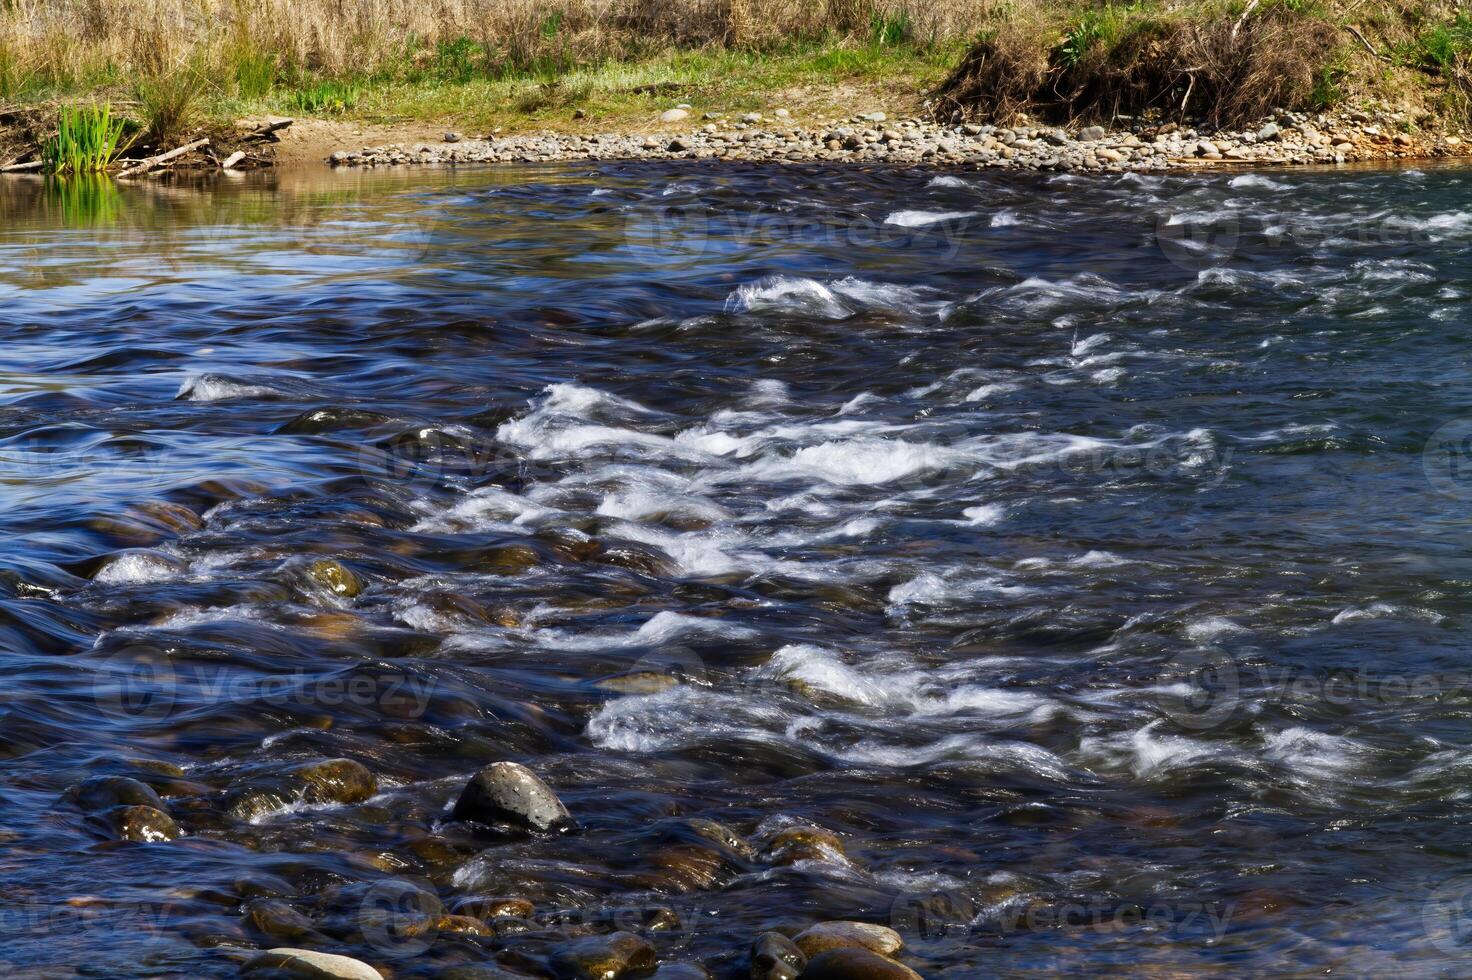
top-left (0, 0), bottom-right (994, 95)
top-left (2, 0), bottom-right (1471, 134)
top-left (938, 1), bottom-right (1472, 127)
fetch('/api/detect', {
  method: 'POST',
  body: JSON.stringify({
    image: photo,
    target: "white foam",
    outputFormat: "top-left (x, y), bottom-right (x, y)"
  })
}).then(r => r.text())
top-left (94, 551), bottom-right (183, 584)
top-left (1183, 616), bottom-right (1246, 643)
top-left (176, 374), bottom-right (281, 401)
top-left (1228, 174), bottom-right (1290, 191)
top-left (884, 209), bottom-right (976, 227)
top-left (962, 503), bottom-right (1006, 526)
top-left (540, 610), bottom-right (755, 651)
top-left (724, 276), bottom-right (934, 319)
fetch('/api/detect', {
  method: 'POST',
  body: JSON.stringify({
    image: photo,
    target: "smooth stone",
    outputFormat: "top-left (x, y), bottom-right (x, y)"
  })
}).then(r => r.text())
top-left (68, 775), bottom-right (165, 812)
top-left (547, 931), bottom-right (656, 979)
top-left (451, 895), bottom-right (535, 920)
top-left (306, 558), bottom-right (363, 597)
top-left (107, 804), bottom-right (180, 842)
top-left (436, 967), bottom-right (532, 979)
top-left (291, 758), bottom-right (377, 804)
top-left (762, 826), bottom-right (848, 866)
top-left (660, 108), bottom-right (690, 123)
top-left (751, 932), bottom-right (806, 979)
top-left (797, 949), bottom-right (921, 980)
top-left (244, 948), bottom-right (383, 979)
top-left (444, 132), bottom-right (462, 142)
top-left (794, 922), bottom-right (902, 958)
top-left (451, 761), bottom-right (576, 833)
top-left (1077, 125), bottom-right (1106, 141)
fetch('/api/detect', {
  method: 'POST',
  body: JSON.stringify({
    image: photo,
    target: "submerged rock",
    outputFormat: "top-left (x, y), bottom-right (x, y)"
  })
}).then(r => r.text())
top-left (547, 931), bottom-right (657, 979)
top-left (243, 947), bottom-right (384, 979)
top-left (751, 932), bottom-right (806, 980)
top-left (106, 804), bottom-right (180, 842)
top-left (451, 761), bottom-right (576, 833)
top-left (794, 922), bottom-right (903, 958)
top-left (226, 758), bottom-right (377, 822)
top-left (306, 558), bottom-right (364, 598)
top-left (67, 775), bottom-right (166, 812)
top-left (450, 895), bottom-right (536, 921)
top-left (796, 949), bottom-right (921, 980)
top-left (761, 826), bottom-right (848, 867)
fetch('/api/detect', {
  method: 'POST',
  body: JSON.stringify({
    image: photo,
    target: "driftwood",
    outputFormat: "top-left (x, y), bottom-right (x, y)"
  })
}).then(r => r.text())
top-left (245, 118), bottom-right (294, 142)
top-left (116, 137), bottom-right (210, 178)
top-left (1, 160), bottom-right (42, 172)
top-left (221, 150), bottom-right (246, 170)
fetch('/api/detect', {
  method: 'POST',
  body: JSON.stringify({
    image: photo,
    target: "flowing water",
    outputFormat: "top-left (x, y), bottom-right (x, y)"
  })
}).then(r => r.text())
top-left (3, 161), bottom-right (1472, 977)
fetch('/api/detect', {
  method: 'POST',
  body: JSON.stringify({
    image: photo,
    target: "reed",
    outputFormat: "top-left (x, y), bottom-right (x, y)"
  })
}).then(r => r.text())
top-left (39, 103), bottom-right (131, 174)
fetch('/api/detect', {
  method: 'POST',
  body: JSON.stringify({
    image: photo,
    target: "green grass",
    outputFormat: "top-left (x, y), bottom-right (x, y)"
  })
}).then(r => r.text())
top-left (1405, 14), bottom-right (1472, 71)
top-left (286, 80), bottom-right (361, 115)
top-left (40, 102), bottom-right (131, 174)
top-left (193, 41), bottom-right (960, 132)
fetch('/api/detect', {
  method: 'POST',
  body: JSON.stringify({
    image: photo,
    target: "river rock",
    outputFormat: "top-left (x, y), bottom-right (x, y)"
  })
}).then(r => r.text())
top-left (794, 922), bottom-right (902, 958)
top-left (761, 826), bottom-right (848, 866)
top-left (547, 931), bottom-right (656, 979)
top-left (451, 895), bottom-right (535, 920)
top-left (660, 108), bottom-right (690, 123)
top-left (68, 775), bottom-right (165, 811)
top-left (796, 949), bottom-right (921, 980)
top-left (306, 558), bottom-right (363, 597)
top-left (1078, 125), bottom-right (1106, 141)
top-left (750, 932), bottom-right (806, 979)
top-left (292, 758), bottom-right (377, 803)
top-left (450, 761), bottom-right (576, 833)
top-left (244, 948), bottom-right (384, 979)
top-left (107, 804), bottom-right (180, 842)
top-left (226, 758), bottom-right (377, 822)
top-left (437, 967), bottom-right (533, 979)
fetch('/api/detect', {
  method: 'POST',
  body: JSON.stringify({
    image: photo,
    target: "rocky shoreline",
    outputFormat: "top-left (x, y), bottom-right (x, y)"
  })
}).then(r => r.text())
top-left (328, 106), bottom-right (1469, 172)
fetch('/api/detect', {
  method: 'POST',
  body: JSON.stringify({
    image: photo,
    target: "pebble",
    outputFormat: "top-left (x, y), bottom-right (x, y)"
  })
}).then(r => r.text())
top-left (107, 804), bottom-right (180, 842)
top-left (660, 108), bottom-right (690, 123)
top-left (450, 760), bottom-right (577, 833)
top-left (751, 932), bottom-right (806, 979)
top-left (547, 931), bottom-right (657, 979)
top-left (796, 949), bottom-right (922, 980)
top-left (244, 948), bottom-right (384, 979)
top-left (793, 922), bottom-right (903, 958)
top-left (327, 106), bottom-right (1453, 172)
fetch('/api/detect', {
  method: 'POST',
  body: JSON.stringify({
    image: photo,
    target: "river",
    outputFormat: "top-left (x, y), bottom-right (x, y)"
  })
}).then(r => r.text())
top-left (2, 160), bottom-right (1471, 976)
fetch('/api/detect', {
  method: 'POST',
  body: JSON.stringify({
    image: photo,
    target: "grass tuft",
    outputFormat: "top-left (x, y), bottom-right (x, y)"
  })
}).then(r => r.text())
top-left (40, 102), bottom-right (131, 173)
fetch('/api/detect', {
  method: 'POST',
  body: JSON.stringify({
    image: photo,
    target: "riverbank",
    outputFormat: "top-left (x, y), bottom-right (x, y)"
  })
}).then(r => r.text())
top-left (320, 105), bottom-right (1468, 173)
top-left (7, 2), bottom-right (1472, 177)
